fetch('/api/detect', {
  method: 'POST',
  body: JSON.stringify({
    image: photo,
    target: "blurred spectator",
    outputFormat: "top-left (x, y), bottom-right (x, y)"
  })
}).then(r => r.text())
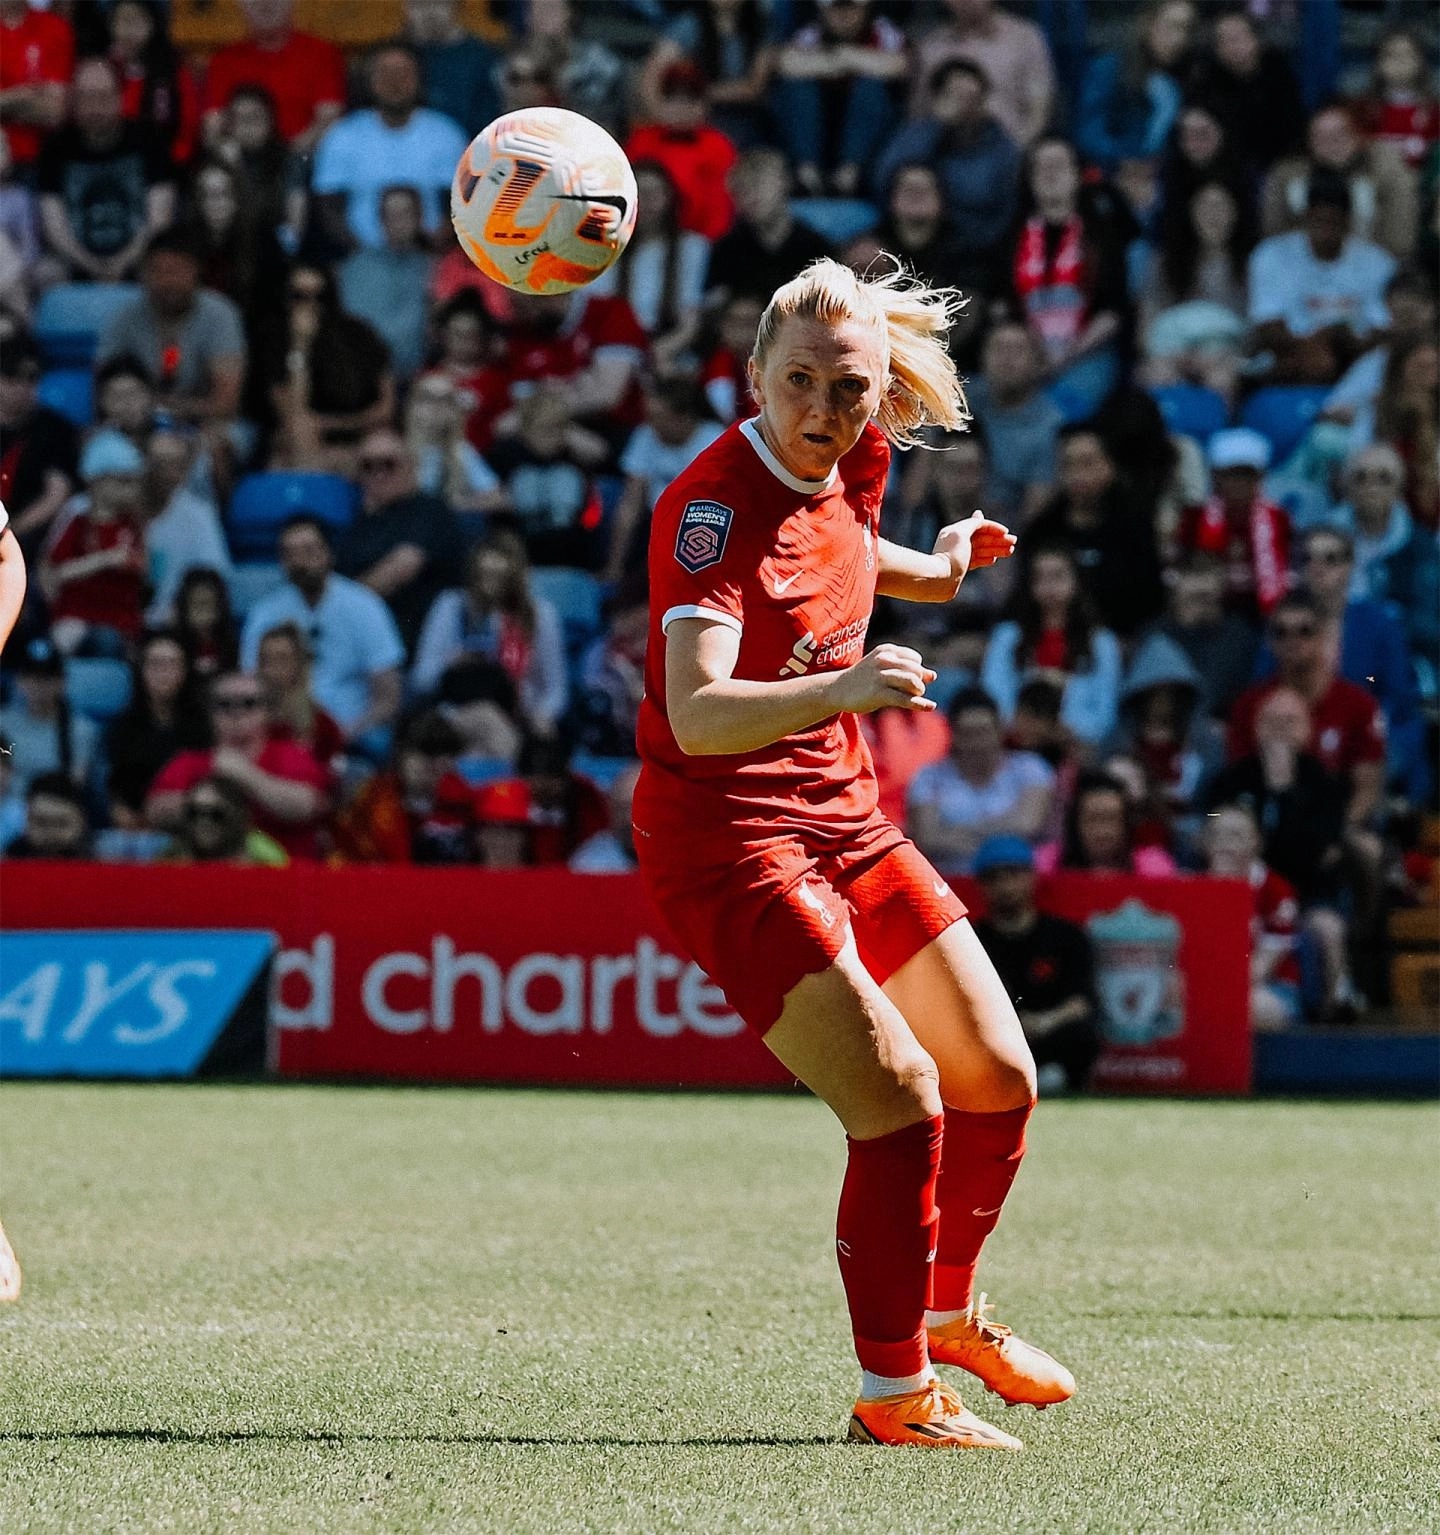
top-left (241, 515), bottom-right (404, 742)
top-left (492, 45), bottom-right (558, 119)
top-left (1036, 769), bottom-right (1178, 877)
top-left (1202, 801), bottom-right (1302, 1029)
top-left (1189, 6), bottom-right (1305, 176)
top-left (107, 0), bottom-right (201, 166)
top-left (334, 708), bottom-right (479, 864)
top-left (1158, 100), bottom-right (1249, 219)
top-left (94, 354), bottom-right (157, 454)
top-left (163, 773), bottom-right (287, 865)
top-left (201, 0), bottom-right (345, 152)
top-left (905, 686), bottom-right (1055, 877)
top-left (338, 184), bottom-right (435, 380)
top-left (0, 0), bottom-right (73, 171)
top-left (338, 426), bottom-right (464, 650)
top-left (435, 654), bottom-right (523, 765)
top-left (484, 384), bottom-right (606, 568)
top-left (140, 425), bottom-right (233, 620)
top-left (1022, 425), bottom-right (1165, 637)
top-left (412, 534), bottom-right (568, 737)
top-left (423, 290), bottom-right (510, 449)
top-left (1318, 267), bottom-right (1436, 449)
top-left (0, 133), bottom-right (44, 303)
top-left (1138, 179), bottom-right (1252, 400)
top-left (404, 374), bottom-right (504, 515)
top-left (867, 163), bottom-right (970, 293)
top-left (704, 148), bottom-right (832, 307)
top-left (699, 290), bottom-right (762, 423)
top-left (1076, 0), bottom-right (1191, 172)
top-left (591, 160), bottom-right (708, 371)
top-left (509, 734), bottom-right (608, 866)
top-left (1354, 27), bottom-right (1439, 172)
top-left (474, 772), bottom-right (531, 867)
top-left (0, 328), bottom-right (79, 551)
top-left (965, 320), bottom-right (1062, 523)
top-left (146, 668), bottom-right (333, 859)
top-left (860, 697), bottom-right (951, 827)
top-left (312, 41), bottom-right (468, 254)
top-left (607, 375), bottom-right (724, 583)
top-left (1005, 674), bottom-right (1078, 834)
top-left (1332, 443), bottom-right (1440, 673)
top-left (184, 156), bottom-right (289, 323)
top-left (1177, 428), bottom-right (1289, 619)
top-left (103, 626), bottom-right (209, 826)
top-left (1150, 554), bottom-right (1257, 721)
top-left (0, 733), bottom-right (22, 848)
top-left (253, 619), bottom-right (345, 769)
top-left (2, 770), bottom-right (90, 859)
top-left (638, 0), bottom-right (775, 148)
top-left (36, 57), bottom-right (175, 282)
top-left (626, 61), bottom-right (738, 241)
top-left (569, 761), bottom-right (641, 872)
top-left (889, 425), bottom-right (990, 558)
top-left (971, 835), bottom-right (1099, 1092)
top-left (573, 597), bottom-right (647, 756)
top-left (912, 0), bottom-right (1054, 150)
top-left (97, 229), bottom-right (247, 440)
top-left (873, 59), bottom-right (1021, 271)
top-left (0, 635), bottom-right (99, 794)
top-left (260, 261), bottom-right (394, 474)
top-left (1009, 137), bottom-right (1129, 423)
top-left (525, 0), bottom-right (627, 134)
top-left (400, 0), bottom-right (501, 138)
top-left (173, 566), bottom-right (239, 678)
top-left (773, 0), bottom-right (906, 197)
top-left (1262, 103), bottom-right (1417, 263)
top-left (207, 83), bottom-right (297, 238)
top-left (40, 430), bottom-right (148, 654)
top-left (1372, 335), bottom-right (1438, 528)
top-left (982, 543), bottom-right (1123, 747)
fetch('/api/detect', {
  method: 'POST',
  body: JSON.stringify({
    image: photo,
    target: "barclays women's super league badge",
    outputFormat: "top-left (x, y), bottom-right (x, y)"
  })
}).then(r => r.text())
top-left (1086, 900), bottom-right (1186, 1047)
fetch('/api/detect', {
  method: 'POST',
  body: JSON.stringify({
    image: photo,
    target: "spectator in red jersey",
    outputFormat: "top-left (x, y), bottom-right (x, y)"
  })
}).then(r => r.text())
top-left (173, 566), bottom-right (239, 679)
top-left (146, 669), bottom-right (334, 860)
top-left (1035, 769), bottom-right (1178, 878)
top-left (253, 620), bottom-right (345, 772)
top-left (40, 431), bottom-right (149, 655)
top-left (1355, 28), bottom-right (1439, 172)
top-left (773, 0), bottom-right (907, 197)
top-left (107, 0), bottom-right (200, 166)
top-left (334, 710), bottom-right (481, 865)
top-left (422, 292), bottom-right (511, 450)
top-left (1203, 802), bottom-right (1303, 1029)
top-left (625, 61), bottom-right (738, 242)
top-left (700, 291), bottom-right (763, 424)
top-left (0, 0), bottom-right (72, 169)
top-left (201, 0), bottom-right (345, 153)
top-left (1177, 428), bottom-right (1291, 620)
top-left (637, 0), bottom-right (775, 150)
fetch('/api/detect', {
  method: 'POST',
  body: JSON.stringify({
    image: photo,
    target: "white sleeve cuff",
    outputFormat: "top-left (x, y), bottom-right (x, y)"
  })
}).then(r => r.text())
top-left (661, 604), bottom-right (743, 636)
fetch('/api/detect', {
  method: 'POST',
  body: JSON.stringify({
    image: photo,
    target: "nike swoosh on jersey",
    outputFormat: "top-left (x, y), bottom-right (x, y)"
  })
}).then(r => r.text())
top-left (773, 570), bottom-right (800, 594)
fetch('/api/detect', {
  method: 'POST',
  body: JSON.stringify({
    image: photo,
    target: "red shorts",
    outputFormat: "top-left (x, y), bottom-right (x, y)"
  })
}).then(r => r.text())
top-left (635, 809), bottom-right (968, 1033)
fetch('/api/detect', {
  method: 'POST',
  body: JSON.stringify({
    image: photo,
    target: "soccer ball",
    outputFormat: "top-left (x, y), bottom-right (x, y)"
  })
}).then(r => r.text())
top-left (450, 107), bottom-right (639, 295)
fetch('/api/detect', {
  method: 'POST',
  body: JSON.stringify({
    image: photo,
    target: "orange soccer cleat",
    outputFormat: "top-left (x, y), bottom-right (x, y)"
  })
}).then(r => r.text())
top-left (927, 1294), bottom-right (1075, 1408)
top-left (848, 1377), bottom-right (1023, 1450)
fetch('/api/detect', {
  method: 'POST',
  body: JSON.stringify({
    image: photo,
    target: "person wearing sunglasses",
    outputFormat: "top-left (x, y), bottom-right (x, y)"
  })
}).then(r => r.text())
top-left (164, 773), bottom-right (287, 867)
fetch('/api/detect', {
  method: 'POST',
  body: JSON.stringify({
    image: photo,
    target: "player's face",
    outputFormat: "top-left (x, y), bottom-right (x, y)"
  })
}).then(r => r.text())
top-left (749, 315), bottom-right (886, 482)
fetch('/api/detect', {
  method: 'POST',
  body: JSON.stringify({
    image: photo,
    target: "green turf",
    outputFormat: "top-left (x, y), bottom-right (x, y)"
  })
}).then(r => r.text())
top-left (1, 1086), bottom-right (1436, 1534)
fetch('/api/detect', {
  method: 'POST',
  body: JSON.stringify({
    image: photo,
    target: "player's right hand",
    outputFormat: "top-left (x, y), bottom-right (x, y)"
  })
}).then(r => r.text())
top-left (835, 644), bottom-right (937, 715)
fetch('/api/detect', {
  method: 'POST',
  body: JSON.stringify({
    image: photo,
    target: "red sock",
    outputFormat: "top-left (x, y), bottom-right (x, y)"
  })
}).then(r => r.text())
top-left (931, 1102), bottom-right (1033, 1313)
top-left (835, 1114), bottom-right (943, 1379)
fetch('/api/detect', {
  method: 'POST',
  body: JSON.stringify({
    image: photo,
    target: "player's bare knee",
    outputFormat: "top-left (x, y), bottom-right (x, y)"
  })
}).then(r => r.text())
top-left (889, 1050), bottom-right (943, 1121)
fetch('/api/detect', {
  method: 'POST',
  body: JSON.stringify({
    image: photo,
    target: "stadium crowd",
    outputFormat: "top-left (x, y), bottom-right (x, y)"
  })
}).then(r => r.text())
top-left (0, 0), bottom-right (1436, 1041)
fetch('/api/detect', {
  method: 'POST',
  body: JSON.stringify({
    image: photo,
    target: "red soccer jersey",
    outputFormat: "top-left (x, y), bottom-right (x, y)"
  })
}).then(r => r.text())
top-left (202, 31), bottom-right (346, 142)
top-left (1227, 677), bottom-right (1387, 777)
top-left (624, 123), bottom-right (738, 241)
top-left (502, 293), bottom-right (649, 425)
top-left (0, 6), bottom-right (73, 164)
top-left (635, 418), bottom-right (890, 851)
top-left (1251, 861), bottom-right (1301, 986)
top-left (45, 513), bottom-right (146, 636)
top-left (151, 742), bottom-right (334, 859)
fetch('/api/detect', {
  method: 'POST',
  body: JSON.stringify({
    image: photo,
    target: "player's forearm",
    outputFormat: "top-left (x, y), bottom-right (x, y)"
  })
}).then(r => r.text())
top-left (670, 671), bottom-right (849, 756)
top-left (876, 544), bottom-right (960, 603)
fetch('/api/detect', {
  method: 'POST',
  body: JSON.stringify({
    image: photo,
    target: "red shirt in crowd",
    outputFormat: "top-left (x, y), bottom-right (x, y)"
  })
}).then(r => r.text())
top-left (202, 29), bottom-right (346, 142)
top-left (1252, 862), bottom-right (1301, 986)
top-left (1178, 495), bottom-right (1291, 616)
top-left (44, 512), bottom-right (146, 637)
top-left (501, 293), bottom-right (650, 427)
top-left (1355, 97), bottom-right (1440, 168)
top-left (151, 742), bottom-right (335, 859)
top-left (0, 4), bottom-right (73, 164)
top-left (117, 55), bottom-right (202, 163)
top-left (624, 122), bottom-right (738, 241)
top-left (1227, 677), bottom-right (1387, 778)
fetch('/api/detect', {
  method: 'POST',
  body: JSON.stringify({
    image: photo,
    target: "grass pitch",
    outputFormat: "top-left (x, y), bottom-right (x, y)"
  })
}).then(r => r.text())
top-left (0, 1086), bottom-right (1436, 1535)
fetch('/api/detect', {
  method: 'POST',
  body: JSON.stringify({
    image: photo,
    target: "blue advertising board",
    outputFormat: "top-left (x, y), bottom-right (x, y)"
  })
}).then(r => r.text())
top-left (0, 931), bottom-right (274, 1079)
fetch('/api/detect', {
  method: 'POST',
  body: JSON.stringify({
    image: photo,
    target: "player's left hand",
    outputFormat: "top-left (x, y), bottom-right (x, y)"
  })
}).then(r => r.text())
top-left (935, 510), bottom-right (1016, 578)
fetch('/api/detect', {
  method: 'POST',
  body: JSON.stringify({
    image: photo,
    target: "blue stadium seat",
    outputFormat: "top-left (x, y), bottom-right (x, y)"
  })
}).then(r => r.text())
top-left (1149, 384), bottom-right (1228, 446)
top-left (530, 565), bottom-right (604, 656)
top-left (570, 752), bottom-right (635, 790)
top-left (227, 562), bottom-right (287, 617)
top-left (34, 283), bottom-right (141, 366)
top-left (790, 198), bottom-right (880, 247)
top-left (37, 368), bottom-right (96, 428)
top-left (227, 472), bottom-right (358, 562)
top-left (65, 657), bottom-right (132, 721)
top-left (1239, 386), bottom-right (1330, 463)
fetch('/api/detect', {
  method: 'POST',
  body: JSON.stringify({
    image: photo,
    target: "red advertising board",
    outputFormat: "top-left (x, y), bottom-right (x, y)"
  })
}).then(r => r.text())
top-left (3, 865), bottom-right (1252, 1093)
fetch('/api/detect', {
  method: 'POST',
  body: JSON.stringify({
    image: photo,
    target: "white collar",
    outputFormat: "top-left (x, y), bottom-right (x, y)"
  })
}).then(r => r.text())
top-left (739, 417), bottom-right (836, 495)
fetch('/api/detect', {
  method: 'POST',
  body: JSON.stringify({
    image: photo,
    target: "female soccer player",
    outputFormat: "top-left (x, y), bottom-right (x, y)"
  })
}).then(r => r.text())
top-left (1, 497), bottom-right (27, 1301)
top-left (634, 260), bottom-right (1074, 1450)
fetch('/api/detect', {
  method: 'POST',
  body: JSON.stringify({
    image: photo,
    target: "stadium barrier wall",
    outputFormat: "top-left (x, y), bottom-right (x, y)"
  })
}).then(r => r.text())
top-left (2, 865), bottom-right (1253, 1094)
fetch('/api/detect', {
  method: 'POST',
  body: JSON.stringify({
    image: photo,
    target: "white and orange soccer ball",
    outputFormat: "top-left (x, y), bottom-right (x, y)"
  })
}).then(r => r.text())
top-left (450, 107), bottom-right (638, 295)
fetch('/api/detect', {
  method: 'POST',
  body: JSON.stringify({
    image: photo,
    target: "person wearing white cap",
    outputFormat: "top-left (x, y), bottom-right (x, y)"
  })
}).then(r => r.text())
top-left (1177, 427), bottom-right (1293, 618)
top-left (0, 497), bottom-right (25, 654)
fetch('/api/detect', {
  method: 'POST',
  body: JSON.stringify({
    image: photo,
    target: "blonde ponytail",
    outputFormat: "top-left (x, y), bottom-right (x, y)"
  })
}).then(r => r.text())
top-left (751, 256), bottom-right (969, 448)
